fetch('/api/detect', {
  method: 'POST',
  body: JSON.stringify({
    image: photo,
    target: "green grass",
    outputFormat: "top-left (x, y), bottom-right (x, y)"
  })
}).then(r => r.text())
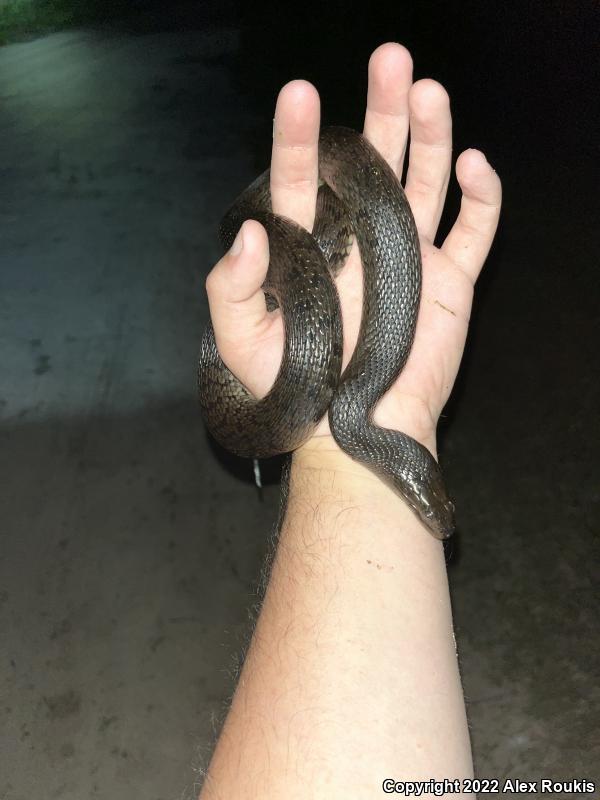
top-left (0, 0), bottom-right (129, 44)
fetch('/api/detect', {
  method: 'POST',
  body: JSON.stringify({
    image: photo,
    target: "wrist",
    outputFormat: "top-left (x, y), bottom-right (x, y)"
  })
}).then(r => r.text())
top-left (297, 421), bottom-right (438, 477)
top-left (302, 390), bottom-right (439, 465)
top-left (289, 436), bottom-right (440, 541)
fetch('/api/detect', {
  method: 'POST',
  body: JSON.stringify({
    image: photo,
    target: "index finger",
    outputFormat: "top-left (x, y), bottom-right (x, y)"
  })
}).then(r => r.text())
top-left (270, 80), bottom-right (321, 232)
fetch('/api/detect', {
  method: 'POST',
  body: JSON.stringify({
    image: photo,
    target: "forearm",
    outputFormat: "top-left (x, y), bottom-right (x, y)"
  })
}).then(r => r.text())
top-left (200, 444), bottom-right (474, 799)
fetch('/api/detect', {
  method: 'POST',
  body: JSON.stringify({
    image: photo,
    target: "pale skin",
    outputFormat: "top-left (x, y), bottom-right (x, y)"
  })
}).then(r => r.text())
top-left (199, 43), bottom-right (501, 799)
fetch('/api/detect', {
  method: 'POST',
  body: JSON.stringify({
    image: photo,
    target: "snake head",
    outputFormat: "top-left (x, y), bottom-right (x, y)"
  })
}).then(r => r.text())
top-left (382, 464), bottom-right (455, 540)
top-left (400, 467), bottom-right (455, 541)
top-left (416, 486), bottom-right (455, 540)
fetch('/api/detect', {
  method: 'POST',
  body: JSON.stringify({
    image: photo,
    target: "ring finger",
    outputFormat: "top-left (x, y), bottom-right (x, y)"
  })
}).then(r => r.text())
top-left (404, 78), bottom-right (453, 242)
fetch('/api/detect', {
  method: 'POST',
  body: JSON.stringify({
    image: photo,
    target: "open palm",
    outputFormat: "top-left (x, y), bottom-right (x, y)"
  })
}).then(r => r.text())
top-left (205, 43), bottom-right (501, 459)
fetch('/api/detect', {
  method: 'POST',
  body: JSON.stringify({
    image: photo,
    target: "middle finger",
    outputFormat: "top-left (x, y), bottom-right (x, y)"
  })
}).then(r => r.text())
top-left (363, 42), bottom-right (414, 176)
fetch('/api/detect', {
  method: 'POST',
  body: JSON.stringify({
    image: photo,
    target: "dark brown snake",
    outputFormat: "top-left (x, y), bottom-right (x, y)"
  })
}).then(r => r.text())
top-left (198, 126), bottom-right (455, 539)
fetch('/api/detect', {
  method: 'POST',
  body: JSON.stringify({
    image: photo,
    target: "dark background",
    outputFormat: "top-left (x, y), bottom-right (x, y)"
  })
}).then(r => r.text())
top-left (1, 1), bottom-right (598, 798)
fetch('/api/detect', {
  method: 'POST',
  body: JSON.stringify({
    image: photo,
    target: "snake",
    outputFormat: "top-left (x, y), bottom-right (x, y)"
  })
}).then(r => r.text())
top-left (198, 126), bottom-right (455, 539)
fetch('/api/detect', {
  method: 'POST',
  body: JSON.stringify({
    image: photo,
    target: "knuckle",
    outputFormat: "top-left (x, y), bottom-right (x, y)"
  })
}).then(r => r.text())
top-left (270, 175), bottom-right (315, 193)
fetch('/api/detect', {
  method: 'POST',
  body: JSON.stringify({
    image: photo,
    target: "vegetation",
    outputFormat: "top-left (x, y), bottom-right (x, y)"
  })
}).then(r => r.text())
top-left (0, 0), bottom-right (130, 44)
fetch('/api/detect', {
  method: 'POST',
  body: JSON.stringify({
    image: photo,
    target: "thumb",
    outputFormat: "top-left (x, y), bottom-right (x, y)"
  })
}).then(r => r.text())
top-left (205, 219), bottom-right (271, 347)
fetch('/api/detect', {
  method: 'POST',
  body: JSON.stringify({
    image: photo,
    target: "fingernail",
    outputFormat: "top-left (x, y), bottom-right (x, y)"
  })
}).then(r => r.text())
top-left (230, 226), bottom-right (244, 257)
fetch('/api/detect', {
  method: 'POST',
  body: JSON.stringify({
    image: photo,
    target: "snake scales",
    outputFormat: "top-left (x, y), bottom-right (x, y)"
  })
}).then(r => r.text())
top-left (198, 126), bottom-right (455, 539)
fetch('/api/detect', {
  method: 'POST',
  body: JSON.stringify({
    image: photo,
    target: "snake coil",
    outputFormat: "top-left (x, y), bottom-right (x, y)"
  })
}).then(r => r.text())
top-left (198, 126), bottom-right (455, 539)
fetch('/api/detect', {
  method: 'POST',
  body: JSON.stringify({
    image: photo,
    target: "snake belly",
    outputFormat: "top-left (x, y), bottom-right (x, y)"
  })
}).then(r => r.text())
top-left (198, 126), bottom-right (455, 539)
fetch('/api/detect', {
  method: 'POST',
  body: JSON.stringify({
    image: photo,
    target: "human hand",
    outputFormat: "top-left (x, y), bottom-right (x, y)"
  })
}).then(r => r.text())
top-left (204, 43), bottom-right (501, 461)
